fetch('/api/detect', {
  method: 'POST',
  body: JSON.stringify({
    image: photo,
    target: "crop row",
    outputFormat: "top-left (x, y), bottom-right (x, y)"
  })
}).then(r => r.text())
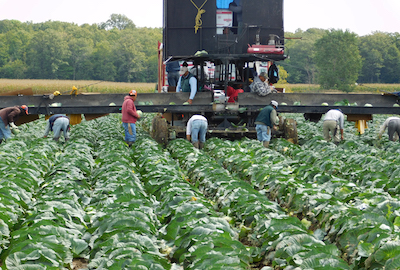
top-left (197, 114), bottom-right (400, 269)
top-left (0, 116), bottom-right (177, 269)
top-left (1, 112), bottom-right (399, 269)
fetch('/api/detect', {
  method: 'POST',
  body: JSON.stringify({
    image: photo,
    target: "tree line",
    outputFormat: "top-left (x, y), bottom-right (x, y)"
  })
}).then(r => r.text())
top-left (0, 14), bottom-right (161, 82)
top-left (283, 28), bottom-right (400, 91)
top-left (0, 15), bottom-right (399, 91)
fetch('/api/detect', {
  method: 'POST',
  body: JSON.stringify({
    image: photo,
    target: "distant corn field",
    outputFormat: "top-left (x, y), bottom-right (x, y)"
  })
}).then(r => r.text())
top-left (0, 79), bottom-right (157, 95)
top-left (1, 79), bottom-right (399, 94)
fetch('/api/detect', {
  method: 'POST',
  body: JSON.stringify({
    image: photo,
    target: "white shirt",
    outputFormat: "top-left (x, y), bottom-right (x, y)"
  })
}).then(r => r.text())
top-left (379, 117), bottom-right (400, 137)
top-left (186, 115), bottom-right (207, 135)
top-left (323, 109), bottom-right (344, 129)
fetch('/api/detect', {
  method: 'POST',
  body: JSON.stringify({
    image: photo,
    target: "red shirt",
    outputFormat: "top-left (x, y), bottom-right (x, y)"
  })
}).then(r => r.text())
top-left (227, 86), bottom-right (243, 103)
top-left (121, 96), bottom-right (139, 123)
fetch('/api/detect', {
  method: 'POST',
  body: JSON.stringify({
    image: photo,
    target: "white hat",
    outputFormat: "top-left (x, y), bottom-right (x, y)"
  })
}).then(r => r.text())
top-left (271, 100), bottom-right (278, 108)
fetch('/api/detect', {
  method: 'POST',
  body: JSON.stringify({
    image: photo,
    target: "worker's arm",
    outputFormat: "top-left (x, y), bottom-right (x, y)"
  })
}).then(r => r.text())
top-left (176, 77), bottom-right (182, 93)
top-left (186, 118), bottom-right (193, 139)
top-left (270, 110), bottom-right (279, 127)
top-left (340, 128), bottom-right (344, 140)
top-left (338, 114), bottom-right (345, 130)
top-left (127, 102), bottom-right (140, 119)
top-left (187, 77), bottom-right (198, 104)
top-left (43, 121), bottom-right (51, 137)
top-left (378, 119), bottom-right (389, 139)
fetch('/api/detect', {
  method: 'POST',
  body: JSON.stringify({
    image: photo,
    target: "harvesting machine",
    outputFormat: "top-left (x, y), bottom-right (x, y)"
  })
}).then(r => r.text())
top-left (2, 0), bottom-right (400, 144)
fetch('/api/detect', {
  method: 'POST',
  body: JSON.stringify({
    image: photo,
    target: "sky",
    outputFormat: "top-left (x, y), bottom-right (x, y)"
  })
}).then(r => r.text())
top-left (0, 0), bottom-right (399, 36)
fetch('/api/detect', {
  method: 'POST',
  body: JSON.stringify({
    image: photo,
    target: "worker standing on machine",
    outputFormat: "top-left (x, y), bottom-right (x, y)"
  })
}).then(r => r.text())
top-left (122, 90), bottom-right (141, 147)
top-left (176, 62), bottom-right (197, 104)
top-left (250, 72), bottom-right (272, 96)
top-left (186, 114), bottom-right (208, 149)
top-left (0, 105), bottom-right (29, 143)
top-left (166, 61), bottom-right (181, 87)
top-left (323, 109), bottom-right (345, 144)
top-left (378, 116), bottom-right (400, 142)
top-left (255, 100), bottom-right (279, 148)
top-left (43, 114), bottom-right (70, 142)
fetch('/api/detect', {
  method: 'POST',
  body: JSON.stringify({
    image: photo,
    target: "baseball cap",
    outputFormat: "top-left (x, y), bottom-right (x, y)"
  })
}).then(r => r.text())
top-left (271, 100), bottom-right (278, 108)
top-left (129, 90), bottom-right (137, 96)
top-left (259, 72), bottom-right (268, 78)
top-left (21, 105), bottom-right (29, 115)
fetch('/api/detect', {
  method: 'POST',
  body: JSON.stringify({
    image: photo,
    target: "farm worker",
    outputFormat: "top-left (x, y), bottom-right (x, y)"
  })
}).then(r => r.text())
top-left (250, 71), bottom-right (272, 96)
top-left (0, 105), bottom-right (29, 142)
top-left (227, 82), bottom-right (244, 103)
top-left (255, 100), bottom-right (279, 148)
top-left (176, 62), bottom-right (197, 105)
top-left (323, 108), bottom-right (345, 144)
top-left (121, 89), bottom-right (141, 147)
top-left (43, 114), bottom-right (70, 142)
top-left (229, 0), bottom-right (242, 34)
top-left (378, 116), bottom-right (400, 142)
top-left (186, 114), bottom-right (208, 149)
top-left (166, 61), bottom-right (181, 87)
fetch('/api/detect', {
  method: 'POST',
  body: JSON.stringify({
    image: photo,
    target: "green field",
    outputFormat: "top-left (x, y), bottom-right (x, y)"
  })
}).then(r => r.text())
top-left (0, 112), bottom-right (399, 269)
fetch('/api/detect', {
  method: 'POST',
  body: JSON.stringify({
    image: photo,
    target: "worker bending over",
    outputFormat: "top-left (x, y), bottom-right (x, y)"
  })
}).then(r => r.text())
top-left (122, 90), bottom-right (141, 147)
top-left (323, 109), bottom-right (345, 144)
top-left (176, 62), bottom-right (197, 104)
top-left (186, 114), bottom-right (208, 149)
top-left (378, 116), bottom-right (400, 142)
top-left (0, 105), bottom-right (29, 143)
top-left (43, 114), bottom-right (70, 142)
top-left (255, 100), bottom-right (279, 148)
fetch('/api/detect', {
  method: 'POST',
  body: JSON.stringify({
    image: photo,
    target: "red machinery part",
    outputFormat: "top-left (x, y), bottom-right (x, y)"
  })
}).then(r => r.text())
top-left (247, 45), bottom-right (284, 55)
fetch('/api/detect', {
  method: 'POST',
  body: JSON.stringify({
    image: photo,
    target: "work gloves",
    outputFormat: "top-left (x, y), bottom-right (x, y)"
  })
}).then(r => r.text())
top-left (9, 122), bottom-right (20, 134)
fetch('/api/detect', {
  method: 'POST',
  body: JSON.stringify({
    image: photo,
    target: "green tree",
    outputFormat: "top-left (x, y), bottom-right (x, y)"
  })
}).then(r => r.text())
top-left (67, 38), bottom-right (93, 80)
top-left (130, 27), bottom-right (162, 82)
top-left (26, 29), bottom-right (70, 79)
top-left (113, 30), bottom-right (145, 82)
top-left (358, 32), bottom-right (390, 83)
top-left (380, 43), bottom-right (400, 83)
top-left (0, 34), bottom-right (8, 67)
top-left (314, 29), bottom-right (362, 92)
top-left (99, 14), bottom-right (136, 31)
top-left (282, 28), bottom-right (325, 84)
top-left (277, 65), bottom-right (288, 84)
top-left (4, 29), bottom-right (31, 62)
top-left (0, 59), bottom-right (27, 78)
top-left (89, 41), bottom-right (116, 81)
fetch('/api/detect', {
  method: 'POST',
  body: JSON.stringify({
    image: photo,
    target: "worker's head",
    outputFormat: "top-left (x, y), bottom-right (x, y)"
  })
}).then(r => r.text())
top-left (20, 105), bottom-right (29, 115)
top-left (259, 72), bottom-right (268, 82)
top-left (180, 66), bottom-right (189, 76)
top-left (129, 90), bottom-right (137, 100)
top-left (271, 100), bottom-right (278, 109)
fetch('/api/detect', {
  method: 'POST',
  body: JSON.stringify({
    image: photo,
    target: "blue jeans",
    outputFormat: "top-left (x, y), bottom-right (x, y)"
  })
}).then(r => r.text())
top-left (191, 120), bottom-right (207, 143)
top-left (53, 117), bottom-right (70, 140)
top-left (122, 122), bottom-right (136, 142)
top-left (167, 71), bottom-right (180, 87)
top-left (256, 124), bottom-right (271, 142)
top-left (0, 118), bottom-right (12, 141)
